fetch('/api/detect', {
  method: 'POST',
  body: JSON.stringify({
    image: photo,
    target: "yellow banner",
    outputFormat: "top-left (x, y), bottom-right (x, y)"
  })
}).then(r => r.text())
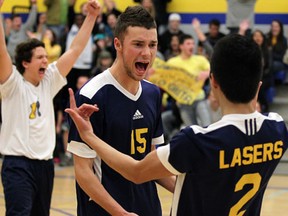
top-left (149, 58), bottom-right (203, 105)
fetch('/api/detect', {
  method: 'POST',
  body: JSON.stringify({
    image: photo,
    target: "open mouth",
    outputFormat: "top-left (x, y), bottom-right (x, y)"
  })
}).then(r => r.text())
top-left (39, 67), bottom-right (46, 74)
top-left (135, 62), bottom-right (149, 72)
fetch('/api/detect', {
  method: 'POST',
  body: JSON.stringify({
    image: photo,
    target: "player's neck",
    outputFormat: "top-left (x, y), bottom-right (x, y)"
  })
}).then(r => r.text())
top-left (220, 99), bottom-right (256, 116)
top-left (109, 63), bottom-right (140, 95)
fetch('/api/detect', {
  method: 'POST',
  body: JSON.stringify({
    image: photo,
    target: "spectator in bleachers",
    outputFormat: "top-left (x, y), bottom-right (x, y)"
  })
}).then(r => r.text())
top-left (226, 0), bottom-right (257, 35)
top-left (60, 13), bottom-right (94, 111)
top-left (266, 20), bottom-right (288, 78)
top-left (158, 13), bottom-right (184, 55)
top-left (91, 49), bottom-right (113, 77)
top-left (42, 29), bottom-right (62, 63)
top-left (204, 18), bottom-right (226, 47)
top-left (32, 13), bottom-right (47, 40)
top-left (104, 12), bottom-right (117, 59)
top-left (134, 0), bottom-right (171, 35)
top-left (6, 0), bottom-right (37, 62)
top-left (192, 18), bottom-right (214, 60)
top-left (167, 34), bottom-right (211, 127)
top-left (102, 0), bottom-right (122, 25)
top-left (252, 29), bottom-right (273, 112)
top-left (138, 0), bottom-right (156, 19)
top-left (44, 0), bottom-right (71, 43)
top-left (163, 34), bottom-right (180, 60)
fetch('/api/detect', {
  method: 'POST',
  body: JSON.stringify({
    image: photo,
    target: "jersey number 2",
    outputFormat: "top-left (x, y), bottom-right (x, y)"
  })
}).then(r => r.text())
top-left (229, 173), bottom-right (261, 216)
top-left (131, 128), bottom-right (148, 154)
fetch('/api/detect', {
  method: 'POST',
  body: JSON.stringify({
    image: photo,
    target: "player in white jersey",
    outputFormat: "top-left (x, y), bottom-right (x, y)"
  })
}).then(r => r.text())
top-left (0, 0), bottom-right (101, 215)
top-left (66, 34), bottom-right (288, 216)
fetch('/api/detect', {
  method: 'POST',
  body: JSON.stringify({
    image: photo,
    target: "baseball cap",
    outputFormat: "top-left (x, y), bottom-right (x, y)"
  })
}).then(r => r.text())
top-left (169, 13), bottom-right (181, 22)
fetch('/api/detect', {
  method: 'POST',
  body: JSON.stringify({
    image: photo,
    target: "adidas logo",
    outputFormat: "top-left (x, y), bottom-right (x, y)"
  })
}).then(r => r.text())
top-left (133, 110), bottom-right (144, 120)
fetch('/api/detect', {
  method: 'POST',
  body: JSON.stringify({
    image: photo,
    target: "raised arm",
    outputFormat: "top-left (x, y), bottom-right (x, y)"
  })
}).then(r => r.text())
top-left (22, 0), bottom-right (37, 31)
top-left (0, 0), bottom-right (12, 84)
top-left (65, 89), bottom-right (174, 184)
top-left (192, 18), bottom-right (213, 59)
top-left (56, 0), bottom-right (100, 77)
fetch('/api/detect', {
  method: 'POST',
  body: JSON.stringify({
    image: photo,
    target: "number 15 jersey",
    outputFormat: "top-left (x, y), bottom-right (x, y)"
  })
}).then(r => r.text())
top-left (68, 69), bottom-right (164, 216)
top-left (157, 111), bottom-right (288, 216)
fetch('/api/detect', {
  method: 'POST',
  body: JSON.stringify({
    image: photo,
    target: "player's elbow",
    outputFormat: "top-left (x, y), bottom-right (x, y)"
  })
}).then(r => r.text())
top-left (125, 167), bottom-right (148, 184)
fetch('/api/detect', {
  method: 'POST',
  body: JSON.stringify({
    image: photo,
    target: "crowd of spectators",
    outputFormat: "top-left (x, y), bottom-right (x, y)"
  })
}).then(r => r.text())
top-left (1, 0), bottom-right (288, 164)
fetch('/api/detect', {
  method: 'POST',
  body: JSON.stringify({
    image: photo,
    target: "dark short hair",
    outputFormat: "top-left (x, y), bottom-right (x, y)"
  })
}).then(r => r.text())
top-left (179, 34), bottom-right (193, 45)
top-left (209, 19), bottom-right (221, 27)
top-left (10, 13), bottom-right (21, 20)
top-left (114, 5), bottom-right (157, 42)
top-left (15, 38), bottom-right (45, 74)
top-left (210, 34), bottom-right (262, 103)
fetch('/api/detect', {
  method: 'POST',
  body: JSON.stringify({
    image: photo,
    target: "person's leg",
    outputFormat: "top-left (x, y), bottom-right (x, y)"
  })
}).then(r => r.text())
top-left (1, 156), bottom-right (37, 216)
top-left (162, 110), bottom-right (178, 143)
top-left (195, 99), bottom-right (213, 127)
top-left (31, 159), bottom-right (54, 216)
top-left (178, 103), bottom-right (198, 127)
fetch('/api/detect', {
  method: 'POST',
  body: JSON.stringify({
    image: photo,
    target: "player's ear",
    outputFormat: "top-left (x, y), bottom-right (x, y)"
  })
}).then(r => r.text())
top-left (252, 81), bottom-right (262, 106)
top-left (114, 37), bottom-right (122, 51)
top-left (22, 61), bottom-right (29, 70)
top-left (209, 72), bottom-right (218, 89)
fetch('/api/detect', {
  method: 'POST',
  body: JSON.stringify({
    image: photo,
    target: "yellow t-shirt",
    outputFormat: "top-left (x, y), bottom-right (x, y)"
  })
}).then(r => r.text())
top-left (167, 55), bottom-right (210, 100)
top-left (43, 37), bottom-right (62, 64)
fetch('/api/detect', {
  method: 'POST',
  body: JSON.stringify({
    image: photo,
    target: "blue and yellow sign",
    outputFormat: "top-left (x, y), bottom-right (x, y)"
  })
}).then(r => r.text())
top-left (149, 58), bottom-right (203, 105)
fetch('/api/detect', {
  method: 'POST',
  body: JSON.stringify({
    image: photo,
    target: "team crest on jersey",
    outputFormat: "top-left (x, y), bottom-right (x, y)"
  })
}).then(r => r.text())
top-left (133, 110), bottom-right (144, 120)
top-left (29, 100), bottom-right (41, 119)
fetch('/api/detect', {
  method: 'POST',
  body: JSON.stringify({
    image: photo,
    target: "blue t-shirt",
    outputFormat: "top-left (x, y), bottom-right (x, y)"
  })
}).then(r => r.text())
top-left (157, 111), bottom-right (288, 216)
top-left (69, 69), bottom-right (164, 216)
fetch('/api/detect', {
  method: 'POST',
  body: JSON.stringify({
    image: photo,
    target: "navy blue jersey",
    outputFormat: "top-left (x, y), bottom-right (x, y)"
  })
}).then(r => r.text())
top-left (68, 69), bottom-right (164, 216)
top-left (157, 112), bottom-right (288, 216)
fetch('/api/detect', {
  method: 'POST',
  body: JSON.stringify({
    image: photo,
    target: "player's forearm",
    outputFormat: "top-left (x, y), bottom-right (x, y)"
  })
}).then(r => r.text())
top-left (75, 164), bottom-right (131, 215)
top-left (0, 8), bottom-right (6, 54)
top-left (0, 3), bottom-right (12, 83)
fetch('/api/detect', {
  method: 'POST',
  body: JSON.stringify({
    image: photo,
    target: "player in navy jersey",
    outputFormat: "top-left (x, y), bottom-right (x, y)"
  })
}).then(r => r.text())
top-left (66, 34), bottom-right (288, 216)
top-left (67, 5), bottom-right (175, 216)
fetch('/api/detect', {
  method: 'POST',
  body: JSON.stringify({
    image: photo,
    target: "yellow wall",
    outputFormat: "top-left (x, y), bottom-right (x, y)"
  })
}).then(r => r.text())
top-left (1, 0), bottom-right (287, 13)
top-left (166, 0), bottom-right (288, 13)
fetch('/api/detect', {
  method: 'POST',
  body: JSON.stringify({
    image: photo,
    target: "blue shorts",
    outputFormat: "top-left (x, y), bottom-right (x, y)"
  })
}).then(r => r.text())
top-left (1, 156), bottom-right (54, 216)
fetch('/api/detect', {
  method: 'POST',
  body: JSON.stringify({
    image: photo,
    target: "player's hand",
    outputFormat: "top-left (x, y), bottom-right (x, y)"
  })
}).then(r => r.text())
top-left (65, 88), bottom-right (99, 139)
top-left (86, 0), bottom-right (101, 17)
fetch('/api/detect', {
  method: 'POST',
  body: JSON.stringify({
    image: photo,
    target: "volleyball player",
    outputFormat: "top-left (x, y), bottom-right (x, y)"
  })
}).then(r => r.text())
top-left (67, 5), bottom-right (174, 216)
top-left (0, 0), bottom-right (100, 215)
